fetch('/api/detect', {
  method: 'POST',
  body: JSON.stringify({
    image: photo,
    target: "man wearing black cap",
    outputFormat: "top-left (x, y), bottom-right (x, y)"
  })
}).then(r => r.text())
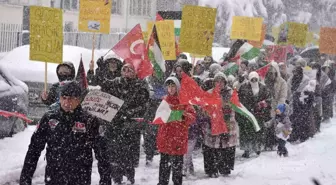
top-left (20, 81), bottom-right (111, 185)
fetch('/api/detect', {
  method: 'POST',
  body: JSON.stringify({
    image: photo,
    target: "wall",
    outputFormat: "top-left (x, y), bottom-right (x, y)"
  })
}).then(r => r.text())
top-left (0, 4), bottom-right (23, 24)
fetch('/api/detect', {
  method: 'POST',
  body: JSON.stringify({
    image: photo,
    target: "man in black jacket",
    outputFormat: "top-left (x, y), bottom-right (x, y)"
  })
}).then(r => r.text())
top-left (20, 81), bottom-right (111, 185)
top-left (102, 63), bottom-right (149, 184)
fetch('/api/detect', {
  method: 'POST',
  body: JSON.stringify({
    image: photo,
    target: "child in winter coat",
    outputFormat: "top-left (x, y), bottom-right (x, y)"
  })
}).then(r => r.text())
top-left (156, 77), bottom-right (196, 185)
top-left (266, 104), bottom-right (292, 157)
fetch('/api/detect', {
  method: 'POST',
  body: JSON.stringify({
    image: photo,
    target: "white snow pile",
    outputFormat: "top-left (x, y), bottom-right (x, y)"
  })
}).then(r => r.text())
top-left (1, 118), bottom-right (336, 184)
top-left (0, 45), bottom-right (110, 83)
top-left (0, 46), bottom-right (229, 84)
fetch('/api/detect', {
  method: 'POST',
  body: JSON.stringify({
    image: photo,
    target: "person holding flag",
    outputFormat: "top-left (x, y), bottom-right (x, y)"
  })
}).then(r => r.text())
top-left (236, 71), bottom-right (271, 158)
top-left (154, 76), bottom-right (196, 185)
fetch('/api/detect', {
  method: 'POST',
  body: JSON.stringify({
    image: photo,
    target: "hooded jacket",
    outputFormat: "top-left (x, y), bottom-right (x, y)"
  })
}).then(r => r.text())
top-left (156, 77), bottom-right (196, 155)
top-left (42, 62), bottom-right (76, 106)
top-left (87, 57), bottom-right (123, 87)
top-left (266, 62), bottom-right (288, 118)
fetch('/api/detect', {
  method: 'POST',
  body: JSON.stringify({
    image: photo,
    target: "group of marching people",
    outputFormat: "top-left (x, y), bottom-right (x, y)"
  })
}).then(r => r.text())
top-left (20, 45), bottom-right (336, 185)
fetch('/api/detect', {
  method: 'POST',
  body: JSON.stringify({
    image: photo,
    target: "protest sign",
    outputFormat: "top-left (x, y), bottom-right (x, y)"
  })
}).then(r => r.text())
top-left (79, 0), bottom-right (111, 34)
top-left (179, 5), bottom-right (216, 56)
top-left (319, 27), bottom-right (336, 55)
top-left (82, 91), bottom-right (124, 122)
top-left (29, 6), bottom-right (63, 63)
top-left (248, 24), bottom-right (266, 48)
top-left (265, 45), bottom-right (287, 63)
top-left (278, 22), bottom-right (308, 47)
top-left (156, 20), bottom-right (176, 60)
top-left (230, 16), bottom-right (263, 41)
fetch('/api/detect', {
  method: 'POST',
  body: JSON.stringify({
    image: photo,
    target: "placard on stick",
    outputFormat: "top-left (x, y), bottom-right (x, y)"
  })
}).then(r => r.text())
top-left (248, 24), bottom-right (266, 48)
top-left (79, 0), bottom-right (111, 34)
top-left (82, 91), bottom-right (124, 122)
top-left (230, 16), bottom-right (263, 41)
top-left (278, 22), bottom-right (308, 48)
top-left (156, 20), bottom-right (176, 60)
top-left (29, 6), bottom-right (63, 63)
top-left (319, 27), bottom-right (336, 55)
top-left (179, 5), bottom-right (216, 56)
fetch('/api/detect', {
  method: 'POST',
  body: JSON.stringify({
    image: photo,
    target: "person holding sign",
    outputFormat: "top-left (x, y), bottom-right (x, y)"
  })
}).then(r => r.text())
top-left (156, 77), bottom-right (196, 185)
top-left (41, 62), bottom-right (76, 108)
top-left (20, 81), bottom-right (111, 185)
top-left (87, 54), bottom-right (123, 87)
top-left (101, 63), bottom-right (149, 185)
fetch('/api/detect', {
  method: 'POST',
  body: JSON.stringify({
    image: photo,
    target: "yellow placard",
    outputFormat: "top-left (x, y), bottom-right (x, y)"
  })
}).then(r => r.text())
top-left (306, 31), bottom-right (319, 46)
top-left (230, 16), bottom-right (263, 41)
top-left (248, 24), bottom-right (266, 48)
top-left (277, 22), bottom-right (308, 47)
top-left (156, 20), bottom-right (176, 60)
top-left (179, 5), bottom-right (216, 56)
top-left (29, 6), bottom-right (63, 63)
top-left (287, 22), bottom-right (308, 48)
top-left (79, 0), bottom-right (111, 34)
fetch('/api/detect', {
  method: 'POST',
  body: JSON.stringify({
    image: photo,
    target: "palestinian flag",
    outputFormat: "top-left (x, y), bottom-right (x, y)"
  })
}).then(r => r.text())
top-left (76, 55), bottom-right (88, 91)
top-left (147, 25), bottom-right (166, 80)
top-left (255, 63), bottom-right (271, 80)
top-left (230, 89), bottom-right (260, 132)
top-left (152, 100), bottom-right (184, 124)
top-left (236, 42), bottom-right (260, 61)
top-left (224, 63), bottom-right (239, 76)
top-left (157, 11), bottom-right (182, 36)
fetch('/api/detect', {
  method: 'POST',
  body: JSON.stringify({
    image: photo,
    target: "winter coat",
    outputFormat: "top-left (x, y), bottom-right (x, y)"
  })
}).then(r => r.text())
top-left (41, 62), bottom-right (76, 106)
top-left (101, 77), bottom-right (149, 131)
top-left (266, 62), bottom-right (288, 118)
top-left (156, 95), bottom-right (196, 156)
top-left (265, 104), bottom-right (292, 141)
top-left (20, 106), bottom-right (110, 185)
top-left (287, 74), bottom-right (315, 141)
top-left (236, 82), bottom-right (271, 151)
top-left (203, 86), bottom-right (238, 148)
top-left (188, 106), bottom-right (208, 141)
top-left (87, 58), bottom-right (123, 87)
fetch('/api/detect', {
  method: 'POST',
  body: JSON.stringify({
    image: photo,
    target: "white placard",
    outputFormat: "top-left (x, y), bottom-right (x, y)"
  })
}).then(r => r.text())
top-left (82, 90), bottom-right (124, 122)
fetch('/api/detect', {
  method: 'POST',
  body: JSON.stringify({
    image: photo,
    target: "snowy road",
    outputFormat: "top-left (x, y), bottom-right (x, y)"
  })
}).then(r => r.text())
top-left (1, 120), bottom-right (336, 185)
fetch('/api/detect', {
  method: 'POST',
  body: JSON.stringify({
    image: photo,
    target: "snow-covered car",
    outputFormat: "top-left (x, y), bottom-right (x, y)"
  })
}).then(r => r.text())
top-left (0, 65), bottom-right (29, 139)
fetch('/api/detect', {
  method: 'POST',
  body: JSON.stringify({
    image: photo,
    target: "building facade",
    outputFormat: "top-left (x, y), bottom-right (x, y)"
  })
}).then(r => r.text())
top-left (0, 0), bottom-right (157, 32)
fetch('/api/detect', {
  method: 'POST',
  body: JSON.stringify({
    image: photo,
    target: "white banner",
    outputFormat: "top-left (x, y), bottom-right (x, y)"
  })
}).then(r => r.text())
top-left (82, 90), bottom-right (124, 122)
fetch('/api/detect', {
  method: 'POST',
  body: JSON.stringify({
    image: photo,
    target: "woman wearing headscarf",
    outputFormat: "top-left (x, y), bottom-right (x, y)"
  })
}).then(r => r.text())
top-left (321, 60), bottom-right (336, 122)
top-left (264, 62), bottom-right (287, 150)
top-left (287, 59), bottom-right (315, 142)
top-left (236, 72), bottom-right (271, 158)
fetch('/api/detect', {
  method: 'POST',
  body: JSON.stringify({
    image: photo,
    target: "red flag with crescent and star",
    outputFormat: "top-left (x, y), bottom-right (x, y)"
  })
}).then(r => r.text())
top-left (112, 24), bottom-right (153, 79)
top-left (179, 73), bottom-right (228, 135)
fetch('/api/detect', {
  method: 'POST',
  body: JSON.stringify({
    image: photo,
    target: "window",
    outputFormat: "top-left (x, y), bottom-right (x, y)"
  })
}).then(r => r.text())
top-left (111, 0), bottom-right (122, 15)
top-left (129, 0), bottom-right (152, 16)
top-left (53, 0), bottom-right (78, 10)
top-left (71, 0), bottom-right (78, 10)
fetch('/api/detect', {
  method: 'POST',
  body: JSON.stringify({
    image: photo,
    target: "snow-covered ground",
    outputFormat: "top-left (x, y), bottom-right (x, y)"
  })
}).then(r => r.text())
top-left (1, 119), bottom-right (336, 185)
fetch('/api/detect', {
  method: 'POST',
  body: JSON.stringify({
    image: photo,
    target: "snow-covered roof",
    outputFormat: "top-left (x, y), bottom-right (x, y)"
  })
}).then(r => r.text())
top-left (0, 45), bottom-right (111, 83)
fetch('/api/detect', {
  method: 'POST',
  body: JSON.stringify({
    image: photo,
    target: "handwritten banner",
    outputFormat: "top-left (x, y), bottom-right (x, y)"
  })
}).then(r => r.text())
top-left (79, 0), bottom-right (111, 34)
top-left (29, 6), bottom-right (63, 63)
top-left (319, 27), bottom-right (336, 55)
top-left (230, 16), bottom-right (263, 41)
top-left (265, 45), bottom-right (287, 63)
top-left (179, 5), bottom-right (216, 56)
top-left (278, 22), bottom-right (308, 48)
top-left (156, 20), bottom-right (176, 60)
top-left (82, 91), bottom-right (124, 122)
top-left (248, 24), bottom-right (266, 48)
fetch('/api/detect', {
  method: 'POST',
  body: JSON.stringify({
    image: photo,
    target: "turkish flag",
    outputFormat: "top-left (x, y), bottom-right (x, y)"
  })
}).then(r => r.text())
top-left (112, 24), bottom-right (153, 79)
top-left (179, 73), bottom-right (227, 135)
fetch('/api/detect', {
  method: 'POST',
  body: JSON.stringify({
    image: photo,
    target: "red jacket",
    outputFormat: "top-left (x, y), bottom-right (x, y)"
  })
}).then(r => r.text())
top-left (156, 95), bottom-right (196, 156)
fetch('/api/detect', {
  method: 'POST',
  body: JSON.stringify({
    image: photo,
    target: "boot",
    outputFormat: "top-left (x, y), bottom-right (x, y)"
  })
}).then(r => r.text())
top-left (242, 151), bottom-right (250, 158)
